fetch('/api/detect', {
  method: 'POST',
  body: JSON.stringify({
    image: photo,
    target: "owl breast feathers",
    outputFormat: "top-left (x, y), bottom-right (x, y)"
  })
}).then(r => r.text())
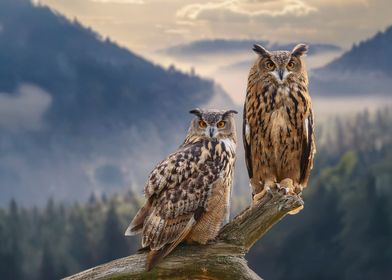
top-left (125, 109), bottom-right (237, 271)
top-left (243, 43), bottom-right (316, 205)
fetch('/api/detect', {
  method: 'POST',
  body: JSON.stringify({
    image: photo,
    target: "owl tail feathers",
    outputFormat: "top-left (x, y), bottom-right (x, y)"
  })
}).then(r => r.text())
top-left (146, 248), bottom-right (168, 271)
top-left (146, 216), bottom-right (196, 271)
top-left (124, 198), bottom-right (152, 236)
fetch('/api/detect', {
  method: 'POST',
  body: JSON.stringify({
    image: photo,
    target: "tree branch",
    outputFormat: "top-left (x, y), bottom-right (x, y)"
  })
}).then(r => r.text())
top-left (64, 190), bottom-right (303, 280)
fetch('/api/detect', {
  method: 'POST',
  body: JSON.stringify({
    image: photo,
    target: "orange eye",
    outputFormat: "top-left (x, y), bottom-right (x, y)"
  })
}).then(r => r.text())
top-left (287, 60), bottom-right (295, 70)
top-left (217, 121), bottom-right (225, 128)
top-left (199, 120), bottom-right (207, 128)
top-left (265, 60), bottom-right (275, 70)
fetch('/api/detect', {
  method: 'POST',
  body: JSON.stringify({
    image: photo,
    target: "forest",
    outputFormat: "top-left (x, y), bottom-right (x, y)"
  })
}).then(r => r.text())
top-left (0, 107), bottom-right (391, 280)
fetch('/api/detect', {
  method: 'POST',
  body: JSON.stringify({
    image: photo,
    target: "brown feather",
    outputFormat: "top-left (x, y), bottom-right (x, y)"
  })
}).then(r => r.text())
top-left (124, 197), bottom-right (153, 236)
top-left (300, 110), bottom-right (315, 185)
top-left (244, 46), bottom-right (316, 201)
top-left (125, 112), bottom-right (236, 271)
top-left (146, 217), bottom-right (196, 271)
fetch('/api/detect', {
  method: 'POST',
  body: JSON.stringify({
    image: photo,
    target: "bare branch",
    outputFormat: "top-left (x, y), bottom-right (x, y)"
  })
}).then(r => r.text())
top-left (64, 190), bottom-right (303, 280)
top-left (218, 190), bottom-right (304, 250)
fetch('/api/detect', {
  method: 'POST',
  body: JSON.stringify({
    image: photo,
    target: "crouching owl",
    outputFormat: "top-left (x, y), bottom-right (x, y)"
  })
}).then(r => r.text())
top-left (125, 108), bottom-right (237, 270)
top-left (243, 43), bottom-right (316, 212)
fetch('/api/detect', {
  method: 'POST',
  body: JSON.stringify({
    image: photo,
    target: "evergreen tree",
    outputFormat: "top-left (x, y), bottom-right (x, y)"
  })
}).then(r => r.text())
top-left (99, 202), bottom-right (130, 263)
top-left (1, 199), bottom-right (23, 279)
top-left (68, 211), bottom-right (93, 269)
top-left (39, 242), bottom-right (56, 280)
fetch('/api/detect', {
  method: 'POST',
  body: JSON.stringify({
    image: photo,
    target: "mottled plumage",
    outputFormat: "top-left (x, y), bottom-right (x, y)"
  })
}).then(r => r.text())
top-left (125, 109), bottom-right (237, 270)
top-left (243, 44), bottom-right (316, 210)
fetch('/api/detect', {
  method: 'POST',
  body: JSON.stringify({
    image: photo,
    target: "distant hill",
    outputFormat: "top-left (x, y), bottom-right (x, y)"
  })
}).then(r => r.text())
top-left (319, 25), bottom-right (392, 76)
top-left (0, 0), bottom-right (234, 205)
top-left (159, 39), bottom-right (342, 58)
top-left (311, 25), bottom-right (392, 95)
top-left (0, 0), bottom-right (222, 133)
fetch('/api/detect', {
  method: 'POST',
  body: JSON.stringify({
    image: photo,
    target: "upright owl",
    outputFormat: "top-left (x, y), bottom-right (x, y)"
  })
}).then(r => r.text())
top-left (243, 44), bottom-right (316, 209)
top-left (125, 109), bottom-right (237, 270)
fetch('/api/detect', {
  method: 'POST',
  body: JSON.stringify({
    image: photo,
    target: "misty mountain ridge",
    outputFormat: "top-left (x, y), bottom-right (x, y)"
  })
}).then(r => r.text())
top-left (320, 25), bottom-right (392, 76)
top-left (159, 39), bottom-right (342, 58)
top-left (0, 0), bottom-right (235, 206)
top-left (311, 25), bottom-right (392, 95)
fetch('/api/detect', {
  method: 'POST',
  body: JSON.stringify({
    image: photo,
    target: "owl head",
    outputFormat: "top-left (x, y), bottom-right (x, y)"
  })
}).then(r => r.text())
top-left (187, 108), bottom-right (238, 142)
top-left (252, 43), bottom-right (308, 84)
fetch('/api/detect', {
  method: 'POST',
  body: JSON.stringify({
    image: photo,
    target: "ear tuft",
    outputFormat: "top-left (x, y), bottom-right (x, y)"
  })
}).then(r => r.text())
top-left (252, 44), bottom-right (270, 56)
top-left (292, 43), bottom-right (308, 57)
top-left (223, 109), bottom-right (238, 118)
top-left (189, 108), bottom-right (202, 118)
top-left (226, 109), bottom-right (238, 115)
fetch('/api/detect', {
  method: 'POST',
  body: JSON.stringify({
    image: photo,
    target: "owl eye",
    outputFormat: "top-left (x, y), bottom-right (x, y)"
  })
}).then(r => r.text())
top-left (265, 60), bottom-right (275, 70)
top-left (199, 120), bottom-right (207, 128)
top-left (217, 121), bottom-right (226, 128)
top-left (287, 60), bottom-right (296, 70)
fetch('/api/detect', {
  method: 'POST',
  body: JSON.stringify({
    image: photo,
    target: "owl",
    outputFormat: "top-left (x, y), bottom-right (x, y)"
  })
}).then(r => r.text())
top-left (125, 108), bottom-right (237, 271)
top-left (243, 44), bottom-right (316, 210)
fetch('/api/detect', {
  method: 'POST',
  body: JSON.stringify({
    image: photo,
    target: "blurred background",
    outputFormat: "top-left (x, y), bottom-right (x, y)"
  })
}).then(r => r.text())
top-left (0, 0), bottom-right (391, 279)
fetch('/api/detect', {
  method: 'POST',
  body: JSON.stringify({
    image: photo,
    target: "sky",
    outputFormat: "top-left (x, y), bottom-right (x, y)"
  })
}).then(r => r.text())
top-left (32, 0), bottom-right (392, 105)
top-left (36, 0), bottom-right (392, 54)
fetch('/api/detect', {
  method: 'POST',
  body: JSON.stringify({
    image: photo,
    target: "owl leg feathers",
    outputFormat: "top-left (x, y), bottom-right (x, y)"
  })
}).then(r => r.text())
top-left (276, 178), bottom-right (304, 215)
top-left (278, 178), bottom-right (304, 215)
top-left (252, 179), bottom-right (275, 205)
top-left (278, 178), bottom-right (295, 194)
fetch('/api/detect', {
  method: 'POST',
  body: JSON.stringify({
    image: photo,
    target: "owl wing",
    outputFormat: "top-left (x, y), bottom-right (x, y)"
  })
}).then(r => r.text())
top-left (300, 109), bottom-right (316, 186)
top-left (128, 142), bottom-right (224, 270)
top-left (243, 99), bottom-right (253, 179)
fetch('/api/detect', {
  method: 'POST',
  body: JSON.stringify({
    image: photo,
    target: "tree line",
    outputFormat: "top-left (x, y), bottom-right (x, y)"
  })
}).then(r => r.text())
top-left (0, 107), bottom-right (391, 279)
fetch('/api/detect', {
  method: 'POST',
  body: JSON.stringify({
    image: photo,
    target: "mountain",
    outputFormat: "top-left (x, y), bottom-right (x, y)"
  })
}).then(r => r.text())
top-left (311, 25), bottom-right (392, 95)
top-left (159, 39), bottom-right (342, 58)
top-left (0, 0), bottom-right (234, 206)
top-left (319, 25), bottom-right (392, 76)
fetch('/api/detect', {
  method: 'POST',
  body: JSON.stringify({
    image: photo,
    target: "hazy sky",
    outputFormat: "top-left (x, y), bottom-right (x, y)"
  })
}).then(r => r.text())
top-left (36, 0), bottom-right (392, 54)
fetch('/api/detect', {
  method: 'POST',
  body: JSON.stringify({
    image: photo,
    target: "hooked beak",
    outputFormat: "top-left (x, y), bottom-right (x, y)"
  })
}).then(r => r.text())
top-left (207, 126), bottom-right (217, 138)
top-left (278, 69), bottom-right (284, 80)
top-left (273, 68), bottom-right (287, 83)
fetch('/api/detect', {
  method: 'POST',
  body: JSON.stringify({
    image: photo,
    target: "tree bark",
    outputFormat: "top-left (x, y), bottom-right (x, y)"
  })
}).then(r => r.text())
top-left (64, 190), bottom-right (303, 280)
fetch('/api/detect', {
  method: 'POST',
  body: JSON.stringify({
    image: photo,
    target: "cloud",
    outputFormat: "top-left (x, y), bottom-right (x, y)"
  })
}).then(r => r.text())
top-left (165, 28), bottom-right (190, 34)
top-left (91, 0), bottom-right (144, 4)
top-left (0, 84), bottom-right (52, 132)
top-left (177, 0), bottom-right (317, 21)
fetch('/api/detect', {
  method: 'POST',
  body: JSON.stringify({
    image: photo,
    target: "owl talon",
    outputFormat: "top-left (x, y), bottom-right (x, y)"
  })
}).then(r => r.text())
top-left (275, 183), bottom-right (289, 195)
top-left (252, 187), bottom-right (272, 205)
top-left (277, 187), bottom-right (289, 195)
top-left (294, 185), bottom-right (303, 195)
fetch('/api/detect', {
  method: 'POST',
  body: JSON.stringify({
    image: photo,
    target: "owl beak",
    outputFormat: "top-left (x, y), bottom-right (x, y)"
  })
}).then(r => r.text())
top-left (208, 127), bottom-right (217, 138)
top-left (278, 69), bottom-right (284, 80)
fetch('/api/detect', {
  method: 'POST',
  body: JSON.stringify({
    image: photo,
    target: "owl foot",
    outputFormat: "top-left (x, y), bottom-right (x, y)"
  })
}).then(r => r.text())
top-left (294, 185), bottom-right (303, 195)
top-left (278, 178), bottom-right (296, 195)
top-left (252, 187), bottom-right (270, 205)
top-left (252, 183), bottom-right (274, 205)
top-left (276, 183), bottom-right (289, 195)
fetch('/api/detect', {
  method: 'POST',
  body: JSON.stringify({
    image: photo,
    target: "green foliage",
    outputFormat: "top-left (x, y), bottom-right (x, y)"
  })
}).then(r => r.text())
top-left (0, 192), bottom-right (140, 279)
